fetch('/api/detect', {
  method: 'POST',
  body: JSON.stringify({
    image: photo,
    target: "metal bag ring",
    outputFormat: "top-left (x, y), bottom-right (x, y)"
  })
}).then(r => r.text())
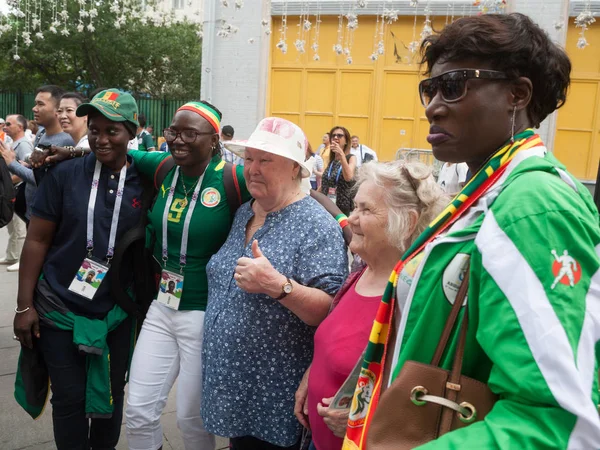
top-left (410, 386), bottom-right (428, 406)
top-left (457, 401), bottom-right (477, 423)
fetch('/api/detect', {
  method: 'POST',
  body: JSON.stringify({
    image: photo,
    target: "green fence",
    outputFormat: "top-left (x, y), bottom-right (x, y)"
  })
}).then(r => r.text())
top-left (0, 91), bottom-right (191, 142)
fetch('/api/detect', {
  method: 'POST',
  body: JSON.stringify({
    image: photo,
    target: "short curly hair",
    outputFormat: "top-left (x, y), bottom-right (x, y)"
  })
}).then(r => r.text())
top-left (420, 13), bottom-right (571, 127)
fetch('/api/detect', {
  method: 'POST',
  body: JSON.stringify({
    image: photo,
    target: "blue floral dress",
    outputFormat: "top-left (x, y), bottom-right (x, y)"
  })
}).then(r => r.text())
top-left (202, 195), bottom-right (348, 447)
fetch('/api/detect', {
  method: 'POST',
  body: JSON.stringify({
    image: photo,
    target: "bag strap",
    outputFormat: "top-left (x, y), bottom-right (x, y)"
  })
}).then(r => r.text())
top-left (430, 261), bottom-right (471, 367)
top-left (223, 161), bottom-right (242, 219)
top-left (449, 303), bottom-right (469, 384)
top-left (153, 155), bottom-right (175, 190)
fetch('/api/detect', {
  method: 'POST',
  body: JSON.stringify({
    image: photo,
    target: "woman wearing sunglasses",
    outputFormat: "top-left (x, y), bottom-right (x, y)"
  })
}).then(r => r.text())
top-left (343, 13), bottom-right (600, 449)
top-left (124, 101), bottom-right (251, 450)
top-left (319, 126), bottom-right (357, 216)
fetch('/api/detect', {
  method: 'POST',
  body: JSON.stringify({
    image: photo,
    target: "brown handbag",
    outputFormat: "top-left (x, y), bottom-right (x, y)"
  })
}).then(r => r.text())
top-left (367, 265), bottom-right (498, 450)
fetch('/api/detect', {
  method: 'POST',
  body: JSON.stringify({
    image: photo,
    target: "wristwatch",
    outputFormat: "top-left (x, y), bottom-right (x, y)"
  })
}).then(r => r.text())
top-left (276, 277), bottom-right (293, 301)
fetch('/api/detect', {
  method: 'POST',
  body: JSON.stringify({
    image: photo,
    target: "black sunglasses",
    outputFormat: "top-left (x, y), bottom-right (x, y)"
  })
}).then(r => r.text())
top-left (419, 69), bottom-right (509, 107)
top-left (163, 128), bottom-right (214, 143)
top-left (331, 133), bottom-right (345, 139)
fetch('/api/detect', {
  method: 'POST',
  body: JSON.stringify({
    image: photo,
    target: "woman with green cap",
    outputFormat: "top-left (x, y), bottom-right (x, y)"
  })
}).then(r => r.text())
top-left (28, 99), bottom-right (251, 449)
top-left (13, 88), bottom-right (145, 449)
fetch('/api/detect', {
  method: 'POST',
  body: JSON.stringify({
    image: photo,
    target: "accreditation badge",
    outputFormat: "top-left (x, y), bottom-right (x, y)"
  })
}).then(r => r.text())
top-left (157, 269), bottom-right (184, 310)
top-left (68, 258), bottom-right (110, 300)
top-left (327, 187), bottom-right (337, 204)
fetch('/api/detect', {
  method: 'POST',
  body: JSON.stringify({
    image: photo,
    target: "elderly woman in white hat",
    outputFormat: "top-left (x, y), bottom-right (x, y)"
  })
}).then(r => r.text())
top-left (201, 117), bottom-right (349, 450)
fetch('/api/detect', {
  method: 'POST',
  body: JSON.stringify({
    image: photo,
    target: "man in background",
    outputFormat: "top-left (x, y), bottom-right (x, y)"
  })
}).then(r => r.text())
top-left (136, 114), bottom-right (156, 152)
top-left (350, 135), bottom-right (378, 168)
top-left (0, 119), bottom-right (12, 146)
top-left (5, 85), bottom-right (75, 272)
top-left (220, 125), bottom-right (243, 165)
top-left (0, 114), bottom-right (33, 267)
top-left (437, 162), bottom-right (469, 196)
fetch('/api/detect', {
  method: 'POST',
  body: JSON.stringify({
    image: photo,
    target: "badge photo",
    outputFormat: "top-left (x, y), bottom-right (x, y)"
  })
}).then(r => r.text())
top-left (327, 187), bottom-right (337, 203)
top-left (68, 258), bottom-right (109, 300)
top-left (157, 269), bottom-right (184, 310)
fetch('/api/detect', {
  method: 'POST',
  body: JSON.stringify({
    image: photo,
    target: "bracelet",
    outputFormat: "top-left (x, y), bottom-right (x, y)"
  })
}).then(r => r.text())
top-left (15, 306), bottom-right (31, 314)
top-left (335, 213), bottom-right (349, 229)
top-left (67, 146), bottom-right (76, 159)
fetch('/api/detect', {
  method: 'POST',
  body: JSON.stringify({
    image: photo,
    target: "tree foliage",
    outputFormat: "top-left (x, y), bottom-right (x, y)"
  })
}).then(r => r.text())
top-left (0, 0), bottom-right (202, 98)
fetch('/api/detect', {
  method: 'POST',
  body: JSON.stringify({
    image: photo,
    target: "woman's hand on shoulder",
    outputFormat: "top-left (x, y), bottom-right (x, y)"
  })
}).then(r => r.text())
top-left (235, 240), bottom-right (285, 297)
top-left (317, 396), bottom-right (349, 438)
top-left (30, 145), bottom-right (71, 168)
top-left (294, 366), bottom-right (311, 429)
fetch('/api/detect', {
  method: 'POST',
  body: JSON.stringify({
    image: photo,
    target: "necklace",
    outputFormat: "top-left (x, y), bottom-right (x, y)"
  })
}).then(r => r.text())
top-left (180, 176), bottom-right (200, 208)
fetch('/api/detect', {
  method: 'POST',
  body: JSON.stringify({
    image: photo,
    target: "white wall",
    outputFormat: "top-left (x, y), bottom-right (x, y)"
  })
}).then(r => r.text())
top-left (201, 0), bottom-right (269, 138)
top-left (507, 0), bottom-right (570, 150)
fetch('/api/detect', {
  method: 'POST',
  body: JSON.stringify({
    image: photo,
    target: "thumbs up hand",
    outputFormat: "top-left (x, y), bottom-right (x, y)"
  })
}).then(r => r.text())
top-left (251, 239), bottom-right (264, 258)
top-left (235, 240), bottom-right (287, 297)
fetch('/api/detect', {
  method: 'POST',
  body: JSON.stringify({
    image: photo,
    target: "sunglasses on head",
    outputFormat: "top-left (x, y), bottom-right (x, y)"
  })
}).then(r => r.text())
top-left (331, 133), bottom-right (345, 139)
top-left (418, 69), bottom-right (509, 107)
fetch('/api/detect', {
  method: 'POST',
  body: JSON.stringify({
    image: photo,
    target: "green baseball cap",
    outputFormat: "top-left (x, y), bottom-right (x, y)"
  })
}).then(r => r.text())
top-left (76, 88), bottom-right (139, 127)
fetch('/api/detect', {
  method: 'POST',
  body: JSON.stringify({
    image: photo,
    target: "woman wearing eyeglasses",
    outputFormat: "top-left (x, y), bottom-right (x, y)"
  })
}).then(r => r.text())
top-left (124, 101), bottom-right (251, 450)
top-left (319, 126), bottom-right (357, 216)
top-left (343, 13), bottom-right (600, 449)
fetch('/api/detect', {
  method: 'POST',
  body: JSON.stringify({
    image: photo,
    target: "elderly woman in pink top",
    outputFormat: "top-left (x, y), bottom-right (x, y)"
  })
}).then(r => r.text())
top-left (294, 161), bottom-right (448, 450)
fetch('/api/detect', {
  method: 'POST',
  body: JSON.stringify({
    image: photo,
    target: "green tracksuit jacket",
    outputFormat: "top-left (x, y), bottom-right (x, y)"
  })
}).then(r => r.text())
top-left (389, 147), bottom-right (600, 448)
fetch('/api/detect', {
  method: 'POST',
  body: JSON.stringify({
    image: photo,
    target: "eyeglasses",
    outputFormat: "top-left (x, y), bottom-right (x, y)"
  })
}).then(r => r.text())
top-left (331, 133), bottom-right (345, 139)
top-left (163, 128), bottom-right (214, 143)
top-left (418, 69), bottom-right (509, 107)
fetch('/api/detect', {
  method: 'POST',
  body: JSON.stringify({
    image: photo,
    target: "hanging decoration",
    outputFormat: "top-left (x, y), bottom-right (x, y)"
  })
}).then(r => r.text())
top-left (370, 0), bottom-right (385, 61)
top-left (420, 0), bottom-right (432, 41)
top-left (217, 0), bottom-right (241, 39)
top-left (343, 1), bottom-right (359, 64)
top-left (311, 0), bottom-right (322, 61)
top-left (294, 0), bottom-right (310, 55)
top-left (276, 0), bottom-right (289, 53)
top-left (474, 0), bottom-right (506, 14)
top-left (575, 0), bottom-right (595, 49)
top-left (333, 4), bottom-right (344, 56)
top-left (4, 0), bottom-right (196, 61)
top-left (262, 18), bottom-right (272, 35)
top-left (408, 0), bottom-right (420, 56)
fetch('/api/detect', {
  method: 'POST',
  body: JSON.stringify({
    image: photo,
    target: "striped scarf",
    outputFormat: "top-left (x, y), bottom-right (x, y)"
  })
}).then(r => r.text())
top-left (342, 129), bottom-right (544, 450)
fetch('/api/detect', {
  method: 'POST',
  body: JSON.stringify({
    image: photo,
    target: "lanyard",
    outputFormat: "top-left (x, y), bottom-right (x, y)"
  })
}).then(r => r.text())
top-left (86, 160), bottom-right (127, 262)
top-left (327, 162), bottom-right (343, 184)
top-left (162, 167), bottom-right (205, 271)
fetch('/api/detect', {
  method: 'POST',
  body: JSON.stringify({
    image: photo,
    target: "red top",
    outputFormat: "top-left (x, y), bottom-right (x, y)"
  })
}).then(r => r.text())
top-left (307, 273), bottom-right (381, 450)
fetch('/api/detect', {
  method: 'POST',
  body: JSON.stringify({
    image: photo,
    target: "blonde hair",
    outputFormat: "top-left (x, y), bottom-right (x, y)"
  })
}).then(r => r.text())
top-left (356, 161), bottom-right (449, 252)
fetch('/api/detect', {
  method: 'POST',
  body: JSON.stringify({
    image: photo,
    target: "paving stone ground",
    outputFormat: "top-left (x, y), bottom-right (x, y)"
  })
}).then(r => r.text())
top-left (0, 227), bottom-right (228, 450)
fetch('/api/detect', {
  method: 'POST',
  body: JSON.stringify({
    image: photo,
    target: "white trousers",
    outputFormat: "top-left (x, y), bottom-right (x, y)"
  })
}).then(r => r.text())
top-left (6, 215), bottom-right (26, 261)
top-left (126, 301), bottom-right (214, 450)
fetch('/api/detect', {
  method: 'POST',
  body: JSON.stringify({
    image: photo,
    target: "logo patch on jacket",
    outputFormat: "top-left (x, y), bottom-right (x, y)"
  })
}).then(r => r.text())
top-left (551, 249), bottom-right (581, 289)
top-left (442, 253), bottom-right (470, 305)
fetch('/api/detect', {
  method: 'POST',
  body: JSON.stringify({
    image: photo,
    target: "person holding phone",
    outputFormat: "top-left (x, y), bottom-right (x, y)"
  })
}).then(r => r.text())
top-left (319, 126), bottom-right (357, 216)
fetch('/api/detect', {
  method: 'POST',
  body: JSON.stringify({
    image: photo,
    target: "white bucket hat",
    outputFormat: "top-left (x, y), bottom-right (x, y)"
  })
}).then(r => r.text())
top-left (224, 117), bottom-right (311, 178)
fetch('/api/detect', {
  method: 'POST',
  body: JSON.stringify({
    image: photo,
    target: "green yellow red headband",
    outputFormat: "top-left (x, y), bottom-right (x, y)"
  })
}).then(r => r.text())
top-left (177, 101), bottom-right (221, 133)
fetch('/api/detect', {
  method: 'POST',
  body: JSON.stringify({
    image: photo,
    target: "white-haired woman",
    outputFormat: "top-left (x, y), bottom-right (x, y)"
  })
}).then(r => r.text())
top-left (201, 117), bottom-right (349, 450)
top-left (293, 161), bottom-right (448, 450)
